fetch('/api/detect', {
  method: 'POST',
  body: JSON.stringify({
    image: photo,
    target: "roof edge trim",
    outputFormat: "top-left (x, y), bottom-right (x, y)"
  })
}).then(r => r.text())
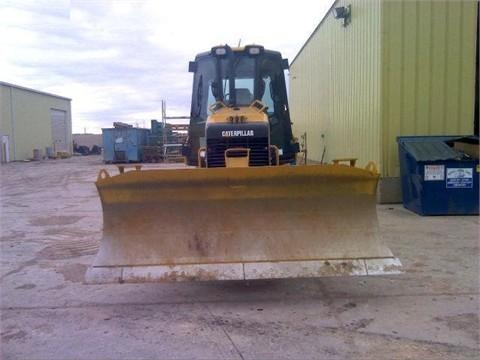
top-left (0, 81), bottom-right (72, 101)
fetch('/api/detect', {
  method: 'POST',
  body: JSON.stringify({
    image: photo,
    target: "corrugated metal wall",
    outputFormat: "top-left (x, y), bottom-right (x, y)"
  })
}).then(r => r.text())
top-left (290, 0), bottom-right (382, 168)
top-left (0, 83), bottom-right (72, 161)
top-left (290, 0), bottom-right (478, 177)
top-left (381, 0), bottom-right (478, 177)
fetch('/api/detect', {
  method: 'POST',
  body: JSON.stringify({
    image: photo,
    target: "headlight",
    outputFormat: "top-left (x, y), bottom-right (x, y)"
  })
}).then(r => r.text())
top-left (245, 45), bottom-right (264, 55)
top-left (211, 46), bottom-right (229, 56)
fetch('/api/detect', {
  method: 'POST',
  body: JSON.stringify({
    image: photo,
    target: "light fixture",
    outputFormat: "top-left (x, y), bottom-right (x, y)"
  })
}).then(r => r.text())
top-left (213, 47), bottom-right (227, 56)
top-left (245, 45), bottom-right (264, 56)
top-left (210, 45), bottom-right (231, 57)
top-left (333, 4), bottom-right (351, 27)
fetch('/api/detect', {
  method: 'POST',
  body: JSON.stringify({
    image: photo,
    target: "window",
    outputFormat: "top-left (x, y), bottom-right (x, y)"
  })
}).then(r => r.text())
top-left (261, 76), bottom-right (274, 114)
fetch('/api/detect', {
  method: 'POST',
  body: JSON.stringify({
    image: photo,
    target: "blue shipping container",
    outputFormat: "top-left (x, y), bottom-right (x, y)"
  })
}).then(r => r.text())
top-left (102, 128), bottom-right (149, 163)
top-left (397, 136), bottom-right (479, 216)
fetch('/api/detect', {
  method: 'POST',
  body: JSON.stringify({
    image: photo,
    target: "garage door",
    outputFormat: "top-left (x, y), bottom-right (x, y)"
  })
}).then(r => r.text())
top-left (51, 109), bottom-right (67, 152)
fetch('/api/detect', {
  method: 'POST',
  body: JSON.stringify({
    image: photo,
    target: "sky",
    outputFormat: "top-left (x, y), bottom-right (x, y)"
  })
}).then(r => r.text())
top-left (1, 0), bottom-right (334, 134)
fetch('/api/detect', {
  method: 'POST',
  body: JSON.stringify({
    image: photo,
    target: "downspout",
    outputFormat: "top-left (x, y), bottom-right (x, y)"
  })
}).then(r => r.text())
top-left (9, 87), bottom-right (16, 161)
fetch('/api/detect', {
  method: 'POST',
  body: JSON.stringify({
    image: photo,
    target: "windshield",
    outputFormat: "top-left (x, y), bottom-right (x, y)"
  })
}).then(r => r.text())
top-left (191, 51), bottom-right (285, 121)
top-left (208, 55), bottom-right (256, 108)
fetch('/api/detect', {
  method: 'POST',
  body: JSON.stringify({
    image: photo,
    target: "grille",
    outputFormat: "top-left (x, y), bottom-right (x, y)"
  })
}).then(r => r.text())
top-left (206, 137), bottom-right (269, 167)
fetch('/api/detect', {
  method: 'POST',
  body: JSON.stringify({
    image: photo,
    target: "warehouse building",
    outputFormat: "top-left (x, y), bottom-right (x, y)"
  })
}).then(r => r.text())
top-left (289, 0), bottom-right (479, 202)
top-left (0, 82), bottom-right (72, 162)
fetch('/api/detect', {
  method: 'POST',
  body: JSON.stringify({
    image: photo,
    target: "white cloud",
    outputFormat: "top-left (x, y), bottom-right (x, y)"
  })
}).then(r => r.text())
top-left (1, 0), bottom-right (334, 133)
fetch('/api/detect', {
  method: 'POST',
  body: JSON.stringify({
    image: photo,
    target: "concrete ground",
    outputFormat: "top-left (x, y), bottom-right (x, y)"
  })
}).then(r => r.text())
top-left (0, 156), bottom-right (478, 360)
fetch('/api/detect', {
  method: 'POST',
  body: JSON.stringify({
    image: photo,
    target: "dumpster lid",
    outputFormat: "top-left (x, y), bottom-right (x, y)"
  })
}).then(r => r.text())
top-left (403, 141), bottom-right (461, 162)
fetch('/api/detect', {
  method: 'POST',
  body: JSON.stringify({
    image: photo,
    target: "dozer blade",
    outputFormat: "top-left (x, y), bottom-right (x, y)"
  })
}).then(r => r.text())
top-left (86, 165), bottom-right (402, 283)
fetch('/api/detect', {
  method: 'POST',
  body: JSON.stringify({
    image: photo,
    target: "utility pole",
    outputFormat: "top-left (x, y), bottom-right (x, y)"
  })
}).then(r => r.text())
top-left (161, 100), bottom-right (167, 146)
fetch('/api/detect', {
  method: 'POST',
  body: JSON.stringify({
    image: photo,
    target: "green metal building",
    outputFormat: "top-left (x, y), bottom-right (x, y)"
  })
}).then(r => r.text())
top-left (0, 82), bottom-right (72, 162)
top-left (289, 0), bottom-right (478, 201)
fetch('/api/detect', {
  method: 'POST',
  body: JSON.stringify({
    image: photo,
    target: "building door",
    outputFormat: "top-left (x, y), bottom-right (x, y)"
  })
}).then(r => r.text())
top-left (51, 109), bottom-right (67, 152)
top-left (1, 135), bottom-right (9, 163)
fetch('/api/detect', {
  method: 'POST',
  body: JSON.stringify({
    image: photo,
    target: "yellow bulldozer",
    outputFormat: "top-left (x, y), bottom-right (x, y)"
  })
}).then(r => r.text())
top-left (86, 45), bottom-right (402, 283)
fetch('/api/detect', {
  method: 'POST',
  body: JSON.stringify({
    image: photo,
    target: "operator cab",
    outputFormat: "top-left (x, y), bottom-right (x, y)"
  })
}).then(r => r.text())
top-left (184, 45), bottom-right (298, 166)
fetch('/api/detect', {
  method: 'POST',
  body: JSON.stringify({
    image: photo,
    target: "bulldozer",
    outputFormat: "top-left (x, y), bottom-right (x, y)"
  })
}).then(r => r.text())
top-left (86, 45), bottom-right (402, 283)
